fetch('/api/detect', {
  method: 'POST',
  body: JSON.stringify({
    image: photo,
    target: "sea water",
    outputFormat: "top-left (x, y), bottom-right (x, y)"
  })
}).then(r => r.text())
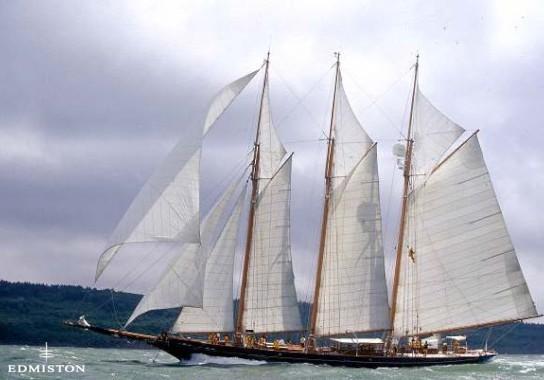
top-left (1, 345), bottom-right (542, 379)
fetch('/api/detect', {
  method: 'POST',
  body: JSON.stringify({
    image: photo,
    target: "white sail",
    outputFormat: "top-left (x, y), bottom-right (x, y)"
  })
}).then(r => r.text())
top-left (257, 77), bottom-right (286, 181)
top-left (241, 155), bottom-right (302, 333)
top-left (203, 68), bottom-right (261, 135)
top-left (125, 242), bottom-right (201, 326)
top-left (124, 170), bottom-right (246, 326)
top-left (95, 68), bottom-right (260, 281)
top-left (200, 171), bottom-right (248, 253)
top-left (332, 72), bottom-right (373, 183)
top-left (173, 186), bottom-right (246, 333)
top-left (411, 88), bottom-right (465, 176)
top-left (96, 143), bottom-right (201, 281)
top-left (315, 144), bottom-right (390, 336)
top-left (393, 134), bottom-right (538, 336)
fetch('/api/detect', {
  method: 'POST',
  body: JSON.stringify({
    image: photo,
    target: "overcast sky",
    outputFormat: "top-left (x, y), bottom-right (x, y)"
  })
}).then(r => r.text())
top-left (1, 0), bottom-right (542, 322)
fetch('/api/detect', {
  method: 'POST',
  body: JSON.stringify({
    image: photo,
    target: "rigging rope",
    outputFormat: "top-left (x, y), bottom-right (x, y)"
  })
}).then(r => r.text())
top-left (489, 322), bottom-right (520, 349)
top-left (272, 64), bottom-right (335, 129)
top-left (343, 65), bottom-right (413, 138)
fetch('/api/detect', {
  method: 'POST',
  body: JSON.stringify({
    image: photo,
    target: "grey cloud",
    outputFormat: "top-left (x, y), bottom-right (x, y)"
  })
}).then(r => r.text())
top-left (1, 0), bottom-right (542, 322)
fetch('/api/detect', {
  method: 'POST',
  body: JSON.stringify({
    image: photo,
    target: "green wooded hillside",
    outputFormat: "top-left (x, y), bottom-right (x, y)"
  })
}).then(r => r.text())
top-left (0, 280), bottom-right (542, 353)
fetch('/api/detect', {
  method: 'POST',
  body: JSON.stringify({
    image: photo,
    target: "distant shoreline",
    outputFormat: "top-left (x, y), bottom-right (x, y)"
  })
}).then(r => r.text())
top-left (1, 280), bottom-right (543, 353)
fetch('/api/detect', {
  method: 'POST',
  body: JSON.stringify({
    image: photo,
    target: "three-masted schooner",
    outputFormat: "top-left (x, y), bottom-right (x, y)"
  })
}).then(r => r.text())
top-left (66, 52), bottom-right (539, 368)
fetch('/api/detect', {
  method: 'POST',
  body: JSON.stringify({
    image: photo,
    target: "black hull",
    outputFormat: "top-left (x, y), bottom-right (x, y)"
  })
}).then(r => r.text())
top-left (153, 336), bottom-right (495, 368)
top-left (64, 322), bottom-right (495, 368)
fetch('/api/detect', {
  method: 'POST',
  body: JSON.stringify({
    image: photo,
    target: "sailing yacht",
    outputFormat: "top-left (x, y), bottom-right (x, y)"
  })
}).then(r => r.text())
top-left (66, 53), bottom-right (539, 368)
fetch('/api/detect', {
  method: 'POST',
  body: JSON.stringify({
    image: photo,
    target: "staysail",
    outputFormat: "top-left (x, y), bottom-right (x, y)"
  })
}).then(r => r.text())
top-left (312, 63), bottom-right (390, 336)
top-left (96, 68), bottom-right (260, 326)
top-left (173, 185), bottom-right (247, 333)
top-left (124, 173), bottom-right (246, 326)
top-left (240, 155), bottom-right (302, 332)
top-left (95, 68), bottom-right (260, 281)
top-left (203, 69), bottom-right (261, 135)
top-left (95, 142), bottom-right (201, 281)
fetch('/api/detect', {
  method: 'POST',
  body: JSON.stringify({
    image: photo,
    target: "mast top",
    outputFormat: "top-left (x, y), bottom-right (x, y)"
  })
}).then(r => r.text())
top-left (334, 51), bottom-right (341, 64)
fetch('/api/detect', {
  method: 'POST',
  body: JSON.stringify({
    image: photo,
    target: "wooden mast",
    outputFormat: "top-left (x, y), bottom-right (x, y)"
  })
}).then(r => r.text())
top-left (308, 52), bottom-right (341, 338)
top-left (235, 52), bottom-right (270, 336)
top-left (389, 54), bottom-right (419, 340)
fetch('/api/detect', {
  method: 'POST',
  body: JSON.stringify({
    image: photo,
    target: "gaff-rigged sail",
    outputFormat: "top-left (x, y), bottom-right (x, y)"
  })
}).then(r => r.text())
top-left (236, 54), bottom-right (302, 334)
top-left (312, 63), bottom-right (390, 336)
top-left (240, 155), bottom-right (302, 333)
top-left (393, 133), bottom-right (538, 336)
top-left (315, 144), bottom-right (390, 335)
top-left (390, 59), bottom-right (538, 337)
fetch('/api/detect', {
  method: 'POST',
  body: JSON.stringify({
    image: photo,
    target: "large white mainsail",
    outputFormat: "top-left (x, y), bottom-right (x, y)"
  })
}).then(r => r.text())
top-left (237, 55), bottom-right (302, 334)
top-left (173, 185), bottom-right (247, 333)
top-left (313, 68), bottom-right (390, 336)
top-left (241, 155), bottom-right (302, 332)
top-left (95, 67), bottom-right (260, 324)
top-left (315, 144), bottom-right (390, 335)
top-left (392, 95), bottom-right (538, 337)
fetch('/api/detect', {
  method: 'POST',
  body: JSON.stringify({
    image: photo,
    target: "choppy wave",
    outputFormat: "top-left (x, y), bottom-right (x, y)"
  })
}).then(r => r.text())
top-left (180, 353), bottom-right (267, 366)
top-left (1, 345), bottom-right (543, 380)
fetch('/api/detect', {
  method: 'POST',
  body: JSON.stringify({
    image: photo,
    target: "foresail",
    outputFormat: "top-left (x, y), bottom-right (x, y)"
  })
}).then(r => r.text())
top-left (173, 186), bottom-right (246, 333)
top-left (96, 143), bottom-right (201, 281)
top-left (241, 155), bottom-right (302, 333)
top-left (203, 68), bottom-right (261, 135)
top-left (315, 144), bottom-right (390, 335)
top-left (393, 134), bottom-right (538, 336)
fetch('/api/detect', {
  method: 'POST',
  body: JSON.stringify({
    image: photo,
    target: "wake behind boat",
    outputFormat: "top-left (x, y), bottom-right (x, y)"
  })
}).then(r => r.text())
top-left (65, 52), bottom-right (539, 368)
